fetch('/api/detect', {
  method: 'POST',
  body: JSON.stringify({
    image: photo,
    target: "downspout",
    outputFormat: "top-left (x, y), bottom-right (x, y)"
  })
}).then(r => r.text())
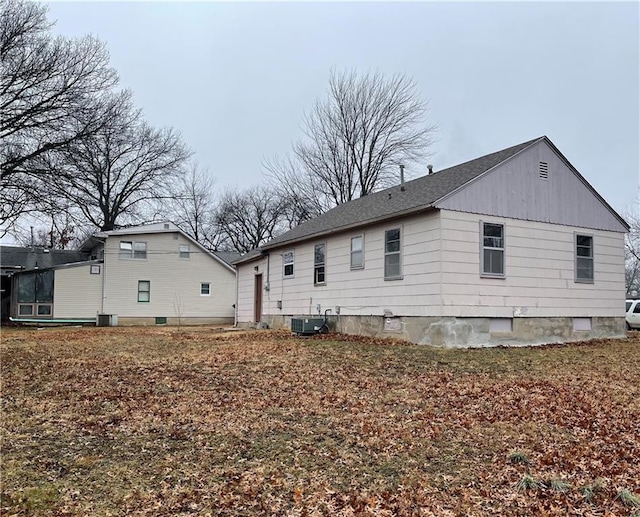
top-left (233, 265), bottom-right (238, 327)
top-left (101, 254), bottom-right (106, 314)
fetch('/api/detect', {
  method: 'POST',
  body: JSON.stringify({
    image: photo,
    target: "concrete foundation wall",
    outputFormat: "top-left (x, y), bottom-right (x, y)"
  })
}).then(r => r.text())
top-left (253, 314), bottom-right (626, 348)
top-left (112, 316), bottom-right (233, 326)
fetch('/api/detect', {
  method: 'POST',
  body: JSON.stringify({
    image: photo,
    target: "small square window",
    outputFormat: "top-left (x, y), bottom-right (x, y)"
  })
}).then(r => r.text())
top-left (138, 280), bottom-right (150, 302)
top-left (37, 305), bottom-right (52, 316)
top-left (180, 245), bottom-right (190, 258)
top-left (201, 282), bottom-right (211, 296)
top-left (19, 304), bottom-right (33, 316)
top-left (90, 265), bottom-right (101, 274)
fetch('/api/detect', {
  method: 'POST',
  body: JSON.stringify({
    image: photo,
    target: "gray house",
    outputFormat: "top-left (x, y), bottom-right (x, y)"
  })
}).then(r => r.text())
top-left (234, 136), bottom-right (628, 347)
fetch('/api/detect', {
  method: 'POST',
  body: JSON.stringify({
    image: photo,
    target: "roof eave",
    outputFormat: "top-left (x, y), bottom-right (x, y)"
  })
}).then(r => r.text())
top-left (261, 205), bottom-right (437, 252)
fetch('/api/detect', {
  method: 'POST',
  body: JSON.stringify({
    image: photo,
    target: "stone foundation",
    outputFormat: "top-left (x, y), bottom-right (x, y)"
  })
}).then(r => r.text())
top-left (250, 314), bottom-right (626, 348)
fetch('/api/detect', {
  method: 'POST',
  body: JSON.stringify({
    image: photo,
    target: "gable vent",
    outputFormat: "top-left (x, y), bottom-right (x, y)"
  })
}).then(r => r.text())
top-left (539, 161), bottom-right (549, 180)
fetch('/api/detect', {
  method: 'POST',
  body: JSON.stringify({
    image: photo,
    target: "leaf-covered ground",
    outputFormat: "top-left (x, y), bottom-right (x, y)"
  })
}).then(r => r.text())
top-left (1, 326), bottom-right (639, 516)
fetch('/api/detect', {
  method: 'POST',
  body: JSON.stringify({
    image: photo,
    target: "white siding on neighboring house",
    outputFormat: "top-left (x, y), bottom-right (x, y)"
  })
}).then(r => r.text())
top-left (53, 264), bottom-right (103, 318)
top-left (237, 211), bottom-right (443, 322)
top-left (437, 139), bottom-right (627, 233)
top-left (439, 209), bottom-right (625, 318)
top-left (102, 232), bottom-right (235, 321)
top-left (236, 256), bottom-right (268, 322)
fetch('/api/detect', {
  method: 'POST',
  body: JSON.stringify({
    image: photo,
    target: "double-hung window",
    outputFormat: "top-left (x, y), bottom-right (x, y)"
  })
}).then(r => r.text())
top-left (575, 234), bottom-right (594, 282)
top-left (481, 222), bottom-right (505, 277)
top-left (200, 282), bottom-right (211, 296)
top-left (283, 251), bottom-right (294, 278)
top-left (138, 281), bottom-right (150, 302)
top-left (350, 235), bottom-right (364, 269)
top-left (120, 241), bottom-right (147, 259)
top-left (179, 245), bottom-right (190, 258)
top-left (314, 243), bottom-right (326, 285)
top-left (384, 228), bottom-right (402, 280)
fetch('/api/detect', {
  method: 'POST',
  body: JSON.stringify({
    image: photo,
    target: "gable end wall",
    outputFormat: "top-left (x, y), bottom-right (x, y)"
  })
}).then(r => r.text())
top-left (436, 139), bottom-right (627, 233)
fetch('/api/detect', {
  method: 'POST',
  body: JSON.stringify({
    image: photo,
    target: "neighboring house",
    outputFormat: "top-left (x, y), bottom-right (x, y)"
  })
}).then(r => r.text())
top-left (234, 136), bottom-right (629, 347)
top-left (7, 222), bottom-right (236, 325)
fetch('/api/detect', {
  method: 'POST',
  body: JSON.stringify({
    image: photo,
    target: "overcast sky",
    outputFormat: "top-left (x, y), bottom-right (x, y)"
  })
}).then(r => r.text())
top-left (46, 1), bottom-right (639, 216)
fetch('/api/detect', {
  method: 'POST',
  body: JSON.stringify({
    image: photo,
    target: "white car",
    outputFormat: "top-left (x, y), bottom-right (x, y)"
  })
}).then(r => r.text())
top-left (626, 299), bottom-right (640, 330)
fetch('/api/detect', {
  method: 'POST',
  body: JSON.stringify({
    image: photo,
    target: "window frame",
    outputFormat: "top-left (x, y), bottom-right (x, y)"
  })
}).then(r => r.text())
top-left (350, 234), bottom-right (364, 270)
top-left (283, 250), bottom-right (295, 278)
top-left (138, 280), bottom-right (151, 302)
top-left (480, 221), bottom-right (505, 278)
top-left (120, 240), bottom-right (147, 260)
top-left (314, 243), bottom-right (326, 285)
top-left (384, 227), bottom-right (403, 280)
top-left (575, 233), bottom-right (594, 283)
top-left (200, 282), bottom-right (211, 296)
top-left (179, 244), bottom-right (190, 259)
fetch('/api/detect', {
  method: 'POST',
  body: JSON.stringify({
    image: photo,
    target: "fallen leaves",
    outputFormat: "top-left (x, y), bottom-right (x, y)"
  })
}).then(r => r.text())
top-left (0, 327), bottom-right (639, 515)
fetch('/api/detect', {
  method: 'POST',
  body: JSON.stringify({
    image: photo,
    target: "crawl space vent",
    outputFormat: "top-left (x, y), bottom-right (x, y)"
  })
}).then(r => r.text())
top-left (539, 161), bottom-right (549, 180)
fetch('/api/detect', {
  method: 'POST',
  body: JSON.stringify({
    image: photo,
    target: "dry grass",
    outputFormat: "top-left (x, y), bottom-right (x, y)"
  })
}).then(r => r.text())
top-left (1, 326), bottom-right (639, 516)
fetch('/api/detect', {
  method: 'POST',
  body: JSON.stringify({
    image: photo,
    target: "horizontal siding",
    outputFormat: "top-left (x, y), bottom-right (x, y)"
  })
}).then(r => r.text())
top-left (236, 256), bottom-right (267, 322)
top-left (236, 212), bottom-right (442, 323)
top-left (54, 265), bottom-right (103, 318)
top-left (438, 139), bottom-right (627, 233)
top-left (440, 210), bottom-right (625, 317)
top-left (102, 232), bottom-right (235, 319)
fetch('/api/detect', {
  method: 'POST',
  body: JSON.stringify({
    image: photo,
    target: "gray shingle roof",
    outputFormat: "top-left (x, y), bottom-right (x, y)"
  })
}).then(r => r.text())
top-left (255, 136), bottom-right (543, 255)
top-left (213, 250), bottom-right (242, 266)
top-left (0, 246), bottom-right (90, 272)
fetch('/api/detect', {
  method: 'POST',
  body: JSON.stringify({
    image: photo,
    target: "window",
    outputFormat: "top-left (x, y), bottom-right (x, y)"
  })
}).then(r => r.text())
top-left (179, 245), bottom-right (190, 258)
top-left (482, 222), bottom-right (505, 277)
top-left (120, 241), bottom-right (147, 259)
top-left (283, 251), bottom-right (294, 278)
top-left (37, 305), bottom-right (52, 316)
top-left (314, 243), bottom-right (326, 285)
top-left (201, 282), bottom-right (211, 296)
top-left (635, 304), bottom-right (640, 314)
top-left (18, 304), bottom-right (33, 316)
top-left (384, 228), bottom-right (402, 279)
top-left (138, 281), bottom-right (150, 302)
top-left (17, 271), bottom-right (53, 303)
top-left (351, 235), bottom-right (364, 269)
top-left (575, 234), bottom-right (594, 282)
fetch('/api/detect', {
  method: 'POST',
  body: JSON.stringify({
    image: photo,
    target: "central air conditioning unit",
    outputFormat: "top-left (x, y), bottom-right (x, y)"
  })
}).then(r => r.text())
top-left (291, 317), bottom-right (326, 335)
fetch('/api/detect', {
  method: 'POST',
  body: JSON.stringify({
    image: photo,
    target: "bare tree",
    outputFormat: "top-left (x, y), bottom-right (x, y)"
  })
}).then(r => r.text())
top-left (215, 185), bottom-right (285, 254)
top-left (267, 69), bottom-right (436, 215)
top-left (626, 212), bottom-right (640, 296)
top-left (163, 163), bottom-right (226, 250)
top-left (1, 0), bottom-right (118, 182)
top-left (47, 91), bottom-right (191, 231)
